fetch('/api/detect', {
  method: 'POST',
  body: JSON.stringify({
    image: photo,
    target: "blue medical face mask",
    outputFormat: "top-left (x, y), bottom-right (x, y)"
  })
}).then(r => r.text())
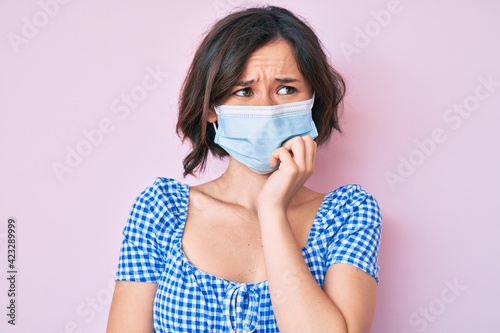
top-left (213, 95), bottom-right (318, 174)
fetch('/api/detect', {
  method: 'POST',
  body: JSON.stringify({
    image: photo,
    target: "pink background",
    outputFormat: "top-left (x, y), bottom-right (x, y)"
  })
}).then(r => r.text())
top-left (1, 0), bottom-right (499, 332)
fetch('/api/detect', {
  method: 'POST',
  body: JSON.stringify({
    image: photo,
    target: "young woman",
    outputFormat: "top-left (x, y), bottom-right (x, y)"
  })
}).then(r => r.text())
top-left (107, 6), bottom-right (381, 333)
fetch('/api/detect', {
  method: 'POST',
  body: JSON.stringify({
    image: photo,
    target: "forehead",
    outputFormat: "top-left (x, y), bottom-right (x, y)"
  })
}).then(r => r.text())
top-left (240, 40), bottom-right (302, 77)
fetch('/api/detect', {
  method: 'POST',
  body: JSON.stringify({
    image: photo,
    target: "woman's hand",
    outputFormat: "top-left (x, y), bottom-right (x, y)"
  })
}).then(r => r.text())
top-left (257, 135), bottom-right (317, 211)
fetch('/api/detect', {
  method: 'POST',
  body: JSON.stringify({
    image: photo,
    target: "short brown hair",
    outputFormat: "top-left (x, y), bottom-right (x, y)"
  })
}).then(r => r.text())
top-left (176, 6), bottom-right (345, 176)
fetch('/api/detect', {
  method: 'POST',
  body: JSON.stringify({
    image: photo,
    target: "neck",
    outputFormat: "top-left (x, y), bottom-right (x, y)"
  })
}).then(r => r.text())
top-left (211, 158), bottom-right (270, 212)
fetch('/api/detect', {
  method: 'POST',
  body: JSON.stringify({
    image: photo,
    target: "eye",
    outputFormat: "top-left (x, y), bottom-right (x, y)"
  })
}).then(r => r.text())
top-left (277, 86), bottom-right (297, 95)
top-left (234, 88), bottom-right (253, 97)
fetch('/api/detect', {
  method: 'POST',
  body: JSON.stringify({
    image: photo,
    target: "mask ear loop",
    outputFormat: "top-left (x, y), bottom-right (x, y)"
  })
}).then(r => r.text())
top-left (211, 105), bottom-right (220, 131)
top-left (310, 91), bottom-right (316, 109)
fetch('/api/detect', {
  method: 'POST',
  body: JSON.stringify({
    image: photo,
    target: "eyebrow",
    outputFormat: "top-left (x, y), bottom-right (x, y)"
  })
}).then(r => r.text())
top-left (234, 77), bottom-right (300, 86)
top-left (234, 79), bottom-right (255, 86)
top-left (275, 77), bottom-right (300, 84)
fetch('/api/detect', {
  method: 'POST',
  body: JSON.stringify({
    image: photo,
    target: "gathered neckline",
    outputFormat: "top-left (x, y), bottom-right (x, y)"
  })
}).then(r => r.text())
top-left (171, 179), bottom-right (334, 287)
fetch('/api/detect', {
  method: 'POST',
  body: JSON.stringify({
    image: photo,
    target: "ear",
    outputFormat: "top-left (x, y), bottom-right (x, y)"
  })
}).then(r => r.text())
top-left (207, 108), bottom-right (218, 123)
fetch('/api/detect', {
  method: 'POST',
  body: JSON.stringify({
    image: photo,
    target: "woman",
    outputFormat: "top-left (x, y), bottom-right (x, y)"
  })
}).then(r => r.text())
top-left (107, 6), bottom-right (381, 333)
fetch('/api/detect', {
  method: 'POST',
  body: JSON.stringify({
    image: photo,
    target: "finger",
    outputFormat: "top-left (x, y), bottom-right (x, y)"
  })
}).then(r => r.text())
top-left (270, 146), bottom-right (296, 172)
top-left (302, 135), bottom-right (317, 172)
top-left (281, 136), bottom-right (306, 170)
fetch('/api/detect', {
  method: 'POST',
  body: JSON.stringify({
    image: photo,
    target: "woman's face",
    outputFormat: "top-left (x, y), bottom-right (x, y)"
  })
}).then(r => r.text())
top-left (221, 39), bottom-right (313, 106)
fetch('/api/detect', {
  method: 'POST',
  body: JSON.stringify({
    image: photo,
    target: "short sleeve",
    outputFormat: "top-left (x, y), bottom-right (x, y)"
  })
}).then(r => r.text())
top-left (115, 188), bottom-right (165, 283)
top-left (325, 188), bottom-right (382, 283)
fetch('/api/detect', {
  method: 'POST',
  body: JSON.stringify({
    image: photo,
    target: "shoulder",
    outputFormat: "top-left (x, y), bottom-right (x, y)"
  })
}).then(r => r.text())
top-left (132, 177), bottom-right (189, 215)
top-left (134, 177), bottom-right (189, 206)
top-left (124, 177), bottom-right (189, 239)
top-left (316, 185), bottom-right (382, 282)
top-left (319, 184), bottom-right (381, 227)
